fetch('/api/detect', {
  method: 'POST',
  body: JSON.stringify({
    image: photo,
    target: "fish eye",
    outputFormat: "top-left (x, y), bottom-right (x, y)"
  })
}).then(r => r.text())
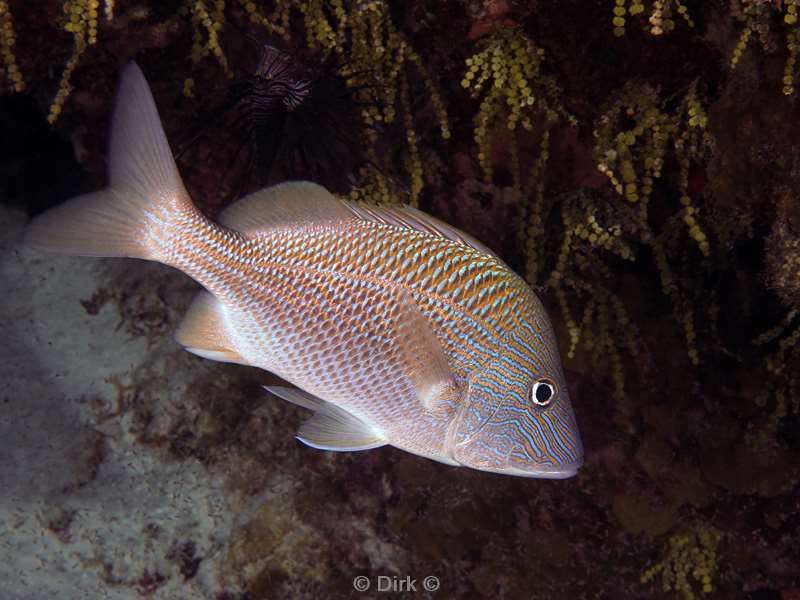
top-left (529, 378), bottom-right (557, 407)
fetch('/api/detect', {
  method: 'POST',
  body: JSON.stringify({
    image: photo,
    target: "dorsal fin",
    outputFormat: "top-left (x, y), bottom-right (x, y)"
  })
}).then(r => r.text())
top-left (217, 181), bottom-right (354, 234)
top-left (265, 386), bottom-right (387, 451)
top-left (217, 179), bottom-right (503, 261)
top-left (344, 202), bottom-right (504, 261)
top-left (174, 292), bottom-right (250, 366)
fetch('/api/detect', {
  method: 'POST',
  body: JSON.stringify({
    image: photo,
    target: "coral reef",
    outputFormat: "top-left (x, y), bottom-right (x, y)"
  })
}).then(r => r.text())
top-left (2, 0), bottom-right (800, 599)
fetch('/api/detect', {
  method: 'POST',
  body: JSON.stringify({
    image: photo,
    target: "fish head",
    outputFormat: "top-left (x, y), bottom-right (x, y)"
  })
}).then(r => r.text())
top-left (448, 304), bottom-right (583, 479)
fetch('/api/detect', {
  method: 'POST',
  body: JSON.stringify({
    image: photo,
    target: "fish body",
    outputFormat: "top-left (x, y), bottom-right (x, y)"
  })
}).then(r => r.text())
top-left (25, 63), bottom-right (583, 478)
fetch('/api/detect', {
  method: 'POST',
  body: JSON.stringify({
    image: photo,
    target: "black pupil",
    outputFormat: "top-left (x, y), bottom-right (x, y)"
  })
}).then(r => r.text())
top-left (535, 383), bottom-right (553, 404)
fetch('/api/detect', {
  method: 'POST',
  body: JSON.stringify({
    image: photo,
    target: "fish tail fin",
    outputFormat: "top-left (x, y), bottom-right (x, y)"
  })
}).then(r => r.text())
top-left (24, 62), bottom-right (194, 261)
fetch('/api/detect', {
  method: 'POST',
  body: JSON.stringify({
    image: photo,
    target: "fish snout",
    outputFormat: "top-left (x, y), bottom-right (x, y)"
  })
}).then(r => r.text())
top-left (445, 396), bottom-right (584, 479)
top-left (449, 438), bottom-right (582, 479)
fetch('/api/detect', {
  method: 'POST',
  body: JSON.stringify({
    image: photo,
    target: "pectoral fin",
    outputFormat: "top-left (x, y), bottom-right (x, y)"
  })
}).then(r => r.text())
top-left (393, 288), bottom-right (459, 415)
top-left (175, 292), bottom-right (249, 365)
top-left (265, 386), bottom-right (387, 451)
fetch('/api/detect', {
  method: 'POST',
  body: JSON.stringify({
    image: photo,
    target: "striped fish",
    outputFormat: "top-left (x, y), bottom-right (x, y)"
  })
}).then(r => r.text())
top-left (25, 63), bottom-right (583, 478)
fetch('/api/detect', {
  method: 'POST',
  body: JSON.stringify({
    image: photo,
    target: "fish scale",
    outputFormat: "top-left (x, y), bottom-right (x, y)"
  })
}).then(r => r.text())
top-left (24, 62), bottom-right (583, 478)
top-left (152, 208), bottom-right (574, 463)
top-left (179, 218), bottom-right (521, 375)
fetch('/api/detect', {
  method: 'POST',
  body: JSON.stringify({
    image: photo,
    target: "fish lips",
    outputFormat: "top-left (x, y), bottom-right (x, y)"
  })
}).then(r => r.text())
top-left (449, 441), bottom-right (582, 479)
top-left (474, 460), bottom-right (582, 479)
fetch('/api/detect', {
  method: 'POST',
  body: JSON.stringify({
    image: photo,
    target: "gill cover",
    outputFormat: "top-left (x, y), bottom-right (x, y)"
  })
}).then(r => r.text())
top-left (448, 361), bottom-right (583, 479)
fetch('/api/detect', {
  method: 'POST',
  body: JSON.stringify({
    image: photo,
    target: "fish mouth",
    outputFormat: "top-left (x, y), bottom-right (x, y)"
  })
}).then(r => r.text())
top-left (445, 417), bottom-right (582, 479)
top-left (500, 463), bottom-right (581, 479)
top-left (450, 443), bottom-right (582, 479)
top-left (480, 462), bottom-right (581, 479)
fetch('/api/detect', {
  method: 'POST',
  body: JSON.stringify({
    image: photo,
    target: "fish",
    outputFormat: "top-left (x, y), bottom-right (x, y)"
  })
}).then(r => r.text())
top-left (24, 62), bottom-right (583, 479)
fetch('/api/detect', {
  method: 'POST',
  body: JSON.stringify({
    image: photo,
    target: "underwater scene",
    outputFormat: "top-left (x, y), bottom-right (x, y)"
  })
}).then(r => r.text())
top-left (1, 0), bottom-right (799, 598)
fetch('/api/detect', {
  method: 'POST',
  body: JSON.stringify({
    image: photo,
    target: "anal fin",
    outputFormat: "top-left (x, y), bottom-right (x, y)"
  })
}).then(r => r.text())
top-left (175, 292), bottom-right (249, 366)
top-left (265, 386), bottom-right (386, 451)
